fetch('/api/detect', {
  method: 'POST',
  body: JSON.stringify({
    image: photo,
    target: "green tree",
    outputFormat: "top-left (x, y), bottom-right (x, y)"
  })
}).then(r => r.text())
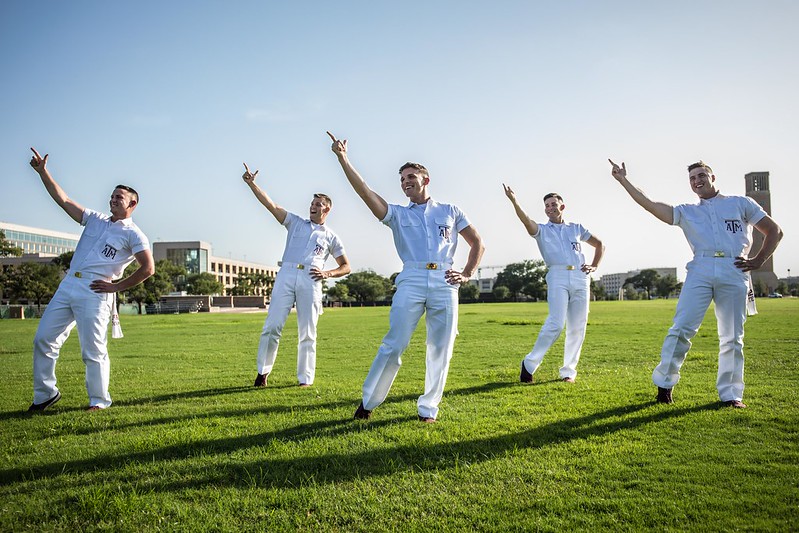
top-left (655, 275), bottom-right (682, 299)
top-left (186, 272), bottom-right (224, 295)
top-left (326, 282), bottom-right (353, 302)
top-left (337, 270), bottom-right (393, 302)
top-left (625, 269), bottom-right (660, 299)
top-left (230, 272), bottom-right (274, 296)
top-left (775, 281), bottom-right (788, 296)
top-left (623, 284), bottom-right (641, 300)
top-left (51, 251), bottom-right (74, 273)
top-left (495, 260), bottom-right (547, 300)
top-left (590, 278), bottom-right (607, 301)
top-left (492, 285), bottom-right (511, 301)
top-left (752, 278), bottom-right (768, 297)
top-left (0, 229), bottom-right (23, 257)
top-left (121, 259), bottom-right (186, 314)
top-left (4, 262), bottom-right (62, 307)
top-left (458, 281), bottom-right (479, 301)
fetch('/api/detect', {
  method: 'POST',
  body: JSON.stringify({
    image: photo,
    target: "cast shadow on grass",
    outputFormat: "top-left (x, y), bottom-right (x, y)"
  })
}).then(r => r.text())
top-left (177, 401), bottom-right (724, 491)
top-left (0, 395), bottom-right (719, 489)
top-left (115, 385), bottom-right (255, 407)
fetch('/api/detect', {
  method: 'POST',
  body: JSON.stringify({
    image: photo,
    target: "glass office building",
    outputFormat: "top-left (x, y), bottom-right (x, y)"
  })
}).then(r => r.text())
top-left (0, 222), bottom-right (80, 256)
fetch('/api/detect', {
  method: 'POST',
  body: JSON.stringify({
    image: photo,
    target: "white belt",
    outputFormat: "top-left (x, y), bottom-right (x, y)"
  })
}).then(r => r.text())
top-left (694, 251), bottom-right (738, 258)
top-left (278, 261), bottom-right (306, 270)
top-left (70, 271), bottom-right (112, 281)
top-left (403, 262), bottom-right (452, 270)
top-left (549, 265), bottom-right (578, 270)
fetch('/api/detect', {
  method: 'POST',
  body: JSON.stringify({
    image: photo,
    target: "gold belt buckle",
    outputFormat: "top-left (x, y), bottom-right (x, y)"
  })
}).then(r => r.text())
top-left (74, 272), bottom-right (82, 278)
top-left (566, 265), bottom-right (575, 270)
top-left (297, 264), bottom-right (305, 270)
top-left (426, 263), bottom-right (438, 270)
top-left (714, 251), bottom-right (725, 258)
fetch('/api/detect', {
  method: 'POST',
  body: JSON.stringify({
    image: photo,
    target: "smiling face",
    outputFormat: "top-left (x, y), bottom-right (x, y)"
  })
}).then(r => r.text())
top-left (309, 194), bottom-right (331, 224)
top-left (543, 194), bottom-right (565, 223)
top-left (399, 166), bottom-right (430, 203)
top-left (688, 167), bottom-right (718, 199)
top-left (109, 187), bottom-right (137, 221)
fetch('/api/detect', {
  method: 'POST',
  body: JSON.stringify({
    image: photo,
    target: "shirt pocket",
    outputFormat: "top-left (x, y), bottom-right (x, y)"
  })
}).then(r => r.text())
top-left (312, 238), bottom-right (328, 257)
top-left (99, 236), bottom-right (126, 262)
top-left (434, 217), bottom-right (454, 242)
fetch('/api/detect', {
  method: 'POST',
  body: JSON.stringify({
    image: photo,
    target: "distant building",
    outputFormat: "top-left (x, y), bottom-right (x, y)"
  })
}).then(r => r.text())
top-left (599, 267), bottom-right (678, 298)
top-left (153, 241), bottom-right (277, 296)
top-left (0, 221), bottom-right (79, 257)
top-left (744, 171), bottom-right (779, 293)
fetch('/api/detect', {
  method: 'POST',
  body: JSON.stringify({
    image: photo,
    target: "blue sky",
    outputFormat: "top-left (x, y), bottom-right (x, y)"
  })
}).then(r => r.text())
top-left (2, 1), bottom-right (797, 280)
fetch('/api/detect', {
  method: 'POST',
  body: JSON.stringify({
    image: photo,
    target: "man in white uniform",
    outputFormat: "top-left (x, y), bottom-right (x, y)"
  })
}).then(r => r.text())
top-left (28, 148), bottom-right (154, 412)
top-left (242, 163), bottom-right (350, 388)
top-left (503, 186), bottom-right (605, 383)
top-left (328, 132), bottom-right (485, 423)
top-left (610, 159), bottom-right (783, 407)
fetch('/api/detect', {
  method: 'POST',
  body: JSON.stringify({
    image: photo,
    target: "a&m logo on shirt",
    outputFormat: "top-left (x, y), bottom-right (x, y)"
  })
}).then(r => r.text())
top-left (725, 219), bottom-right (743, 234)
top-left (571, 242), bottom-right (582, 252)
top-left (313, 244), bottom-right (325, 256)
top-left (101, 244), bottom-right (118, 259)
top-left (438, 224), bottom-right (451, 240)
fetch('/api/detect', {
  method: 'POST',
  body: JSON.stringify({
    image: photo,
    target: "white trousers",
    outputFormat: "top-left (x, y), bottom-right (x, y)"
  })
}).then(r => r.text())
top-left (361, 270), bottom-right (458, 419)
top-left (653, 257), bottom-right (749, 402)
top-left (523, 268), bottom-right (589, 380)
top-left (257, 267), bottom-right (323, 385)
top-left (33, 275), bottom-right (113, 408)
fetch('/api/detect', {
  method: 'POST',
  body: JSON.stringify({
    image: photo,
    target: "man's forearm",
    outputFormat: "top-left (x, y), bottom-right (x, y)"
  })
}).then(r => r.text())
top-left (115, 265), bottom-right (154, 292)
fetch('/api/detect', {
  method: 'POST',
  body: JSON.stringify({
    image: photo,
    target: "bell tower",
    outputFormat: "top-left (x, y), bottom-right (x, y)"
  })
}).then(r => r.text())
top-left (745, 171), bottom-right (778, 293)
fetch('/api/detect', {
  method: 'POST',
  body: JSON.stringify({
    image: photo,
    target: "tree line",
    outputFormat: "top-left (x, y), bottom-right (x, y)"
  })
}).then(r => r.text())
top-left (3, 230), bottom-right (795, 309)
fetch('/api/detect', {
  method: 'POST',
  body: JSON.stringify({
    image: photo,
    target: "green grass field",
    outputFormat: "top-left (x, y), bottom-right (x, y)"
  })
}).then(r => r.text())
top-left (1, 300), bottom-right (797, 531)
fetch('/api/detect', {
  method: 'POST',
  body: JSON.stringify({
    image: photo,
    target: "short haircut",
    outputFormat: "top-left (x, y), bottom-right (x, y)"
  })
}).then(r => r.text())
top-left (543, 192), bottom-right (563, 203)
top-left (314, 193), bottom-right (332, 208)
top-left (687, 161), bottom-right (713, 175)
top-left (398, 162), bottom-right (429, 178)
top-left (115, 184), bottom-right (139, 203)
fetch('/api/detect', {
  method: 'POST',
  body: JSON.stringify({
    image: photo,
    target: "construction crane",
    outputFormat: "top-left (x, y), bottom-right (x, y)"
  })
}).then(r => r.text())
top-left (476, 265), bottom-right (505, 279)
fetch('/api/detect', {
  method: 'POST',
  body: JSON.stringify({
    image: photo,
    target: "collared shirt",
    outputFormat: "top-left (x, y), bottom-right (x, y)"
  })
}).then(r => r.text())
top-left (673, 193), bottom-right (766, 257)
top-left (533, 221), bottom-right (592, 267)
top-left (68, 209), bottom-right (150, 279)
top-left (280, 212), bottom-right (346, 269)
top-left (381, 199), bottom-right (470, 264)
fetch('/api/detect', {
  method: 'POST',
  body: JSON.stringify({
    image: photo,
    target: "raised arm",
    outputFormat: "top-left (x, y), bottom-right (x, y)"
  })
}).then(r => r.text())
top-left (581, 234), bottom-right (605, 273)
top-left (29, 148), bottom-right (85, 224)
top-left (502, 183), bottom-right (538, 236)
top-left (734, 216), bottom-right (783, 272)
top-left (327, 131), bottom-right (388, 220)
top-left (609, 159), bottom-right (673, 225)
top-left (242, 163), bottom-right (287, 224)
top-left (444, 225), bottom-right (485, 286)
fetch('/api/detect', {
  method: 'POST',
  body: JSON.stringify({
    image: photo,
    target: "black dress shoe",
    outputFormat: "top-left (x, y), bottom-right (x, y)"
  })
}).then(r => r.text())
top-left (417, 415), bottom-right (436, 423)
top-left (520, 361), bottom-right (533, 383)
top-left (656, 387), bottom-right (673, 404)
top-left (254, 373), bottom-right (268, 387)
top-left (353, 402), bottom-right (372, 420)
top-left (722, 400), bottom-right (747, 408)
top-left (28, 391), bottom-right (61, 412)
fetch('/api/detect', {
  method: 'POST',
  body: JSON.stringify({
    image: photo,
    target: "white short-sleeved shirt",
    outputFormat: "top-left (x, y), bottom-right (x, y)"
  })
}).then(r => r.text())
top-left (280, 212), bottom-right (346, 269)
top-left (673, 194), bottom-right (767, 257)
top-left (533, 221), bottom-right (592, 267)
top-left (68, 209), bottom-right (150, 280)
top-left (381, 199), bottom-right (471, 264)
